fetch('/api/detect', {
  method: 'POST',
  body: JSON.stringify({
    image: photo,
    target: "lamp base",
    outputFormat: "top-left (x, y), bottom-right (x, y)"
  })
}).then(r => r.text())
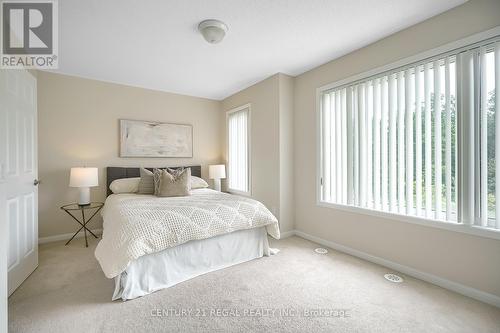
top-left (213, 179), bottom-right (221, 192)
top-left (78, 187), bottom-right (90, 206)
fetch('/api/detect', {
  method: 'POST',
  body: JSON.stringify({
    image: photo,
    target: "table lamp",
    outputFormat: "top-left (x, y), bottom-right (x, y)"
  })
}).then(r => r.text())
top-left (69, 167), bottom-right (98, 206)
top-left (209, 164), bottom-right (226, 192)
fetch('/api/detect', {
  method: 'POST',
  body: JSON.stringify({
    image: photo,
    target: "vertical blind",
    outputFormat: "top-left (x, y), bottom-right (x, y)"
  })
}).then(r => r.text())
top-left (228, 107), bottom-right (249, 193)
top-left (320, 38), bottom-right (500, 230)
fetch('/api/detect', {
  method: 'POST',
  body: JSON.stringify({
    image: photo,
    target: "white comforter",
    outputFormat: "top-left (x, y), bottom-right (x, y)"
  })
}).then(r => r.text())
top-left (95, 189), bottom-right (280, 278)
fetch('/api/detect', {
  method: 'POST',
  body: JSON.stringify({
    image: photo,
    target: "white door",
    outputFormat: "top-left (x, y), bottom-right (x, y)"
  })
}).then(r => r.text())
top-left (0, 69), bottom-right (38, 299)
top-left (0, 156), bottom-right (6, 333)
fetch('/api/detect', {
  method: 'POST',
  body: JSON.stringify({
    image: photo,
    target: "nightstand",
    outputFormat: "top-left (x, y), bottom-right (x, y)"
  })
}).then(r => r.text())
top-left (60, 202), bottom-right (104, 247)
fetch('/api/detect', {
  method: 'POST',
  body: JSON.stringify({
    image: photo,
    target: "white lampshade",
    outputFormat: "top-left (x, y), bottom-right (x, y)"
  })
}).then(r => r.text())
top-left (69, 167), bottom-right (98, 188)
top-left (209, 165), bottom-right (226, 179)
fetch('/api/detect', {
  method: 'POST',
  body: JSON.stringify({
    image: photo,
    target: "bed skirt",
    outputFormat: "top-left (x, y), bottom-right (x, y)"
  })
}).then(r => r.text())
top-left (113, 227), bottom-right (271, 301)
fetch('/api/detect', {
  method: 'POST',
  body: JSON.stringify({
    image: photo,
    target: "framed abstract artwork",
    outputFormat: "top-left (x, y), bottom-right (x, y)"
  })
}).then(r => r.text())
top-left (120, 119), bottom-right (193, 157)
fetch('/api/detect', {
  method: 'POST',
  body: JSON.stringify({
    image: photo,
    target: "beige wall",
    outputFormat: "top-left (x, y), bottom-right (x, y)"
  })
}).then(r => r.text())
top-left (221, 75), bottom-right (281, 223)
top-left (221, 74), bottom-right (295, 233)
top-left (293, 0), bottom-right (500, 297)
top-left (37, 71), bottom-right (223, 238)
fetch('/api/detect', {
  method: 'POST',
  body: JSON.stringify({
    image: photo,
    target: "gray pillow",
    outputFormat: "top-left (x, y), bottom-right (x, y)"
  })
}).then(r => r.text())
top-left (153, 169), bottom-right (161, 195)
top-left (138, 168), bottom-right (155, 194)
top-left (157, 168), bottom-right (191, 197)
top-left (166, 167), bottom-right (184, 176)
top-left (153, 167), bottom-right (184, 195)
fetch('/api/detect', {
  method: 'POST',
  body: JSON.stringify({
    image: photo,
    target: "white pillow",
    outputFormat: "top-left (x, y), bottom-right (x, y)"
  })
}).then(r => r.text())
top-left (191, 176), bottom-right (209, 189)
top-left (109, 177), bottom-right (141, 194)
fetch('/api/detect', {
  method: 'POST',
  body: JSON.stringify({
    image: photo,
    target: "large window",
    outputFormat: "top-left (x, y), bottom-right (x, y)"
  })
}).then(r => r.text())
top-left (319, 35), bottom-right (500, 233)
top-left (227, 104), bottom-right (250, 195)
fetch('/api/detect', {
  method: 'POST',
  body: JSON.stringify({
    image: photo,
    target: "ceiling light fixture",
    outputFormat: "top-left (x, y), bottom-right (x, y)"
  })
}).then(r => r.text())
top-left (198, 19), bottom-right (228, 44)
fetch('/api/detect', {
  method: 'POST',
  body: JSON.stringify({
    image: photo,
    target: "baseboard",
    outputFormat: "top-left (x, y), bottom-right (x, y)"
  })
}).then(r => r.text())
top-left (38, 229), bottom-right (103, 244)
top-left (291, 230), bottom-right (500, 309)
top-left (280, 230), bottom-right (296, 239)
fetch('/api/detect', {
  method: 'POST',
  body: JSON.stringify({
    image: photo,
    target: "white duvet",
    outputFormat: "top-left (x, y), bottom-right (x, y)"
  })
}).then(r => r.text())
top-left (95, 189), bottom-right (280, 278)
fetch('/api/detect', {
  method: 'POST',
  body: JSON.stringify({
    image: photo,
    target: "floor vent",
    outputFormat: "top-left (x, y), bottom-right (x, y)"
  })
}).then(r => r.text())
top-left (314, 247), bottom-right (328, 254)
top-left (384, 273), bottom-right (404, 283)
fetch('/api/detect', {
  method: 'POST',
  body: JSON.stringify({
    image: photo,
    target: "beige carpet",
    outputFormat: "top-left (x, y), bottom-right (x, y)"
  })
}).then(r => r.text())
top-left (8, 236), bottom-right (500, 333)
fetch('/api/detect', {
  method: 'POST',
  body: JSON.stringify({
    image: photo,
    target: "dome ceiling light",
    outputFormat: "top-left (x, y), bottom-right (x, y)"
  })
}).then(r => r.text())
top-left (198, 19), bottom-right (228, 44)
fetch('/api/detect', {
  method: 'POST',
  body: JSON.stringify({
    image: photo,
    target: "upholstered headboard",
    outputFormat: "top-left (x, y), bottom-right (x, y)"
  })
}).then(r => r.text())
top-left (106, 166), bottom-right (202, 196)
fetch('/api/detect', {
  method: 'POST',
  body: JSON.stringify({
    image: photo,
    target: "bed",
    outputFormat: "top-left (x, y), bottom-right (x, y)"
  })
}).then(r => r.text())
top-left (95, 166), bottom-right (280, 301)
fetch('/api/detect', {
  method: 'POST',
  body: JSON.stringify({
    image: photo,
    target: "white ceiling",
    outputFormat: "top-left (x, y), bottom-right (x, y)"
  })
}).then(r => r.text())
top-left (53, 0), bottom-right (467, 100)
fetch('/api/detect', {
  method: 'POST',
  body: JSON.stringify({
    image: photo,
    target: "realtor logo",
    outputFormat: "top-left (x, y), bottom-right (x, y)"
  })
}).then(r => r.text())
top-left (1, 0), bottom-right (58, 69)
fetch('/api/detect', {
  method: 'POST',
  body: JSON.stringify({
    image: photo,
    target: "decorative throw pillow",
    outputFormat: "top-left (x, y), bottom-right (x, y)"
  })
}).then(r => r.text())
top-left (167, 167), bottom-right (184, 176)
top-left (157, 168), bottom-right (191, 197)
top-left (109, 177), bottom-right (140, 194)
top-left (153, 169), bottom-right (161, 195)
top-left (152, 168), bottom-right (166, 195)
top-left (137, 168), bottom-right (155, 194)
top-left (191, 176), bottom-right (209, 189)
top-left (152, 167), bottom-right (186, 195)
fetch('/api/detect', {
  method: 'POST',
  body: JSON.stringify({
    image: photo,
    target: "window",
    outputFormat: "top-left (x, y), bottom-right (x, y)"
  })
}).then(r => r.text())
top-left (227, 104), bottom-right (250, 194)
top-left (318, 35), bottom-right (500, 233)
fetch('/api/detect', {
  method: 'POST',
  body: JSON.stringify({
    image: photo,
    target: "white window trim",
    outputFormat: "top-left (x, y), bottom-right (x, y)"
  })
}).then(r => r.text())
top-left (316, 26), bottom-right (500, 241)
top-left (226, 103), bottom-right (252, 196)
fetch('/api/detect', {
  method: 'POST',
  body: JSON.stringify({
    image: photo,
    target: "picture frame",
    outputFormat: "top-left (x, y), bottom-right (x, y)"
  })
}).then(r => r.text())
top-left (119, 119), bottom-right (193, 158)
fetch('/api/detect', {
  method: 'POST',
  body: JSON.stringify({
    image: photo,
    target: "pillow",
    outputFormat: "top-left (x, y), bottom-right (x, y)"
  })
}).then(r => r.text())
top-left (109, 177), bottom-right (140, 194)
top-left (156, 168), bottom-right (191, 197)
top-left (153, 169), bottom-right (161, 195)
top-left (137, 168), bottom-right (155, 194)
top-left (191, 176), bottom-right (208, 189)
top-left (167, 167), bottom-right (184, 176)
top-left (153, 167), bottom-right (187, 194)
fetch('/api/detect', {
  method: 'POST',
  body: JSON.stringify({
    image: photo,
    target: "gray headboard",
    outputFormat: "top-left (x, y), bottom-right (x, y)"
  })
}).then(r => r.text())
top-left (106, 166), bottom-right (202, 196)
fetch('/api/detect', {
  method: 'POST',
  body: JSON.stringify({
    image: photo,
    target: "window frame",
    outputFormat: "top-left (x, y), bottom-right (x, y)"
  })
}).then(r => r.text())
top-left (316, 26), bottom-right (500, 241)
top-left (226, 103), bottom-right (252, 196)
